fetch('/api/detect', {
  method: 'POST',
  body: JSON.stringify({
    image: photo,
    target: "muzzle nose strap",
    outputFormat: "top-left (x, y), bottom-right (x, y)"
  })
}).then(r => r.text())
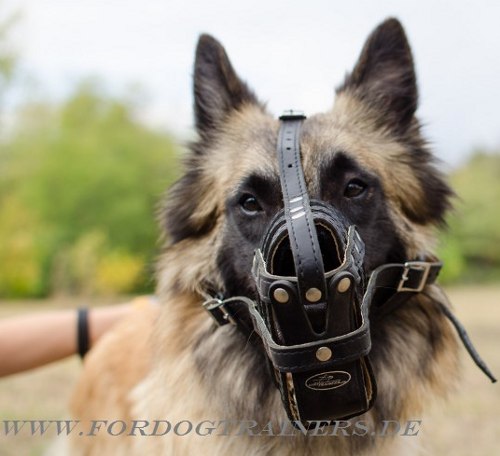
top-left (277, 111), bottom-right (326, 304)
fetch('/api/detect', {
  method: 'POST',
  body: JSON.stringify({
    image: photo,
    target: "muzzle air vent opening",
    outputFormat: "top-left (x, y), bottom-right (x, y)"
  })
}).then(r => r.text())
top-left (269, 223), bottom-right (343, 277)
top-left (270, 237), bottom-right (295, 277)
top-left (316, 224), bottom-right (343, 273)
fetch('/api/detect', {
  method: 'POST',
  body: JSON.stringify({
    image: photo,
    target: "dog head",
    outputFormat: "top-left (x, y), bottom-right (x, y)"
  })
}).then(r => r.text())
top-left (163, 18), bottom-right (452, 302)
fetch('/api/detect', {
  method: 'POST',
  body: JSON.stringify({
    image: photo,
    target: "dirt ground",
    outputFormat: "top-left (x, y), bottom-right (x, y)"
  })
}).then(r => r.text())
top-left (0, 286), bottom-right (499, 455)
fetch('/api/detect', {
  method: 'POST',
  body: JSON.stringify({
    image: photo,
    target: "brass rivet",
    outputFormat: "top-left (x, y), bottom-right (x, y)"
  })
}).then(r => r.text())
top-left (273, 288), bottom-right (289, 304)
top-left (337, 277), bottom-right (351, 293)
top-left (305, 287), bottom-right (322, 302)
top-left (316, 347), bottom-right (332, 362)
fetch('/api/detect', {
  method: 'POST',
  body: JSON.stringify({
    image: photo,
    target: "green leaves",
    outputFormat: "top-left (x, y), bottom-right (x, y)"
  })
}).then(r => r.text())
top-left (438, 152), bottom-right (500, 283)
top-left (0, 83), bottom-right (179, 297)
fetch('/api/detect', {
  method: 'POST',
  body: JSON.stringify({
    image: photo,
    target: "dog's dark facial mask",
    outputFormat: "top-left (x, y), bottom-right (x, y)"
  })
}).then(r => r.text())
top-left (218, 151), bottom-right (404, 300)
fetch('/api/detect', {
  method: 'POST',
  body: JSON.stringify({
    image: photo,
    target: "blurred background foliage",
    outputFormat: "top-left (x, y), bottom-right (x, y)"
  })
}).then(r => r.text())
top-left (0, 84), bottom-right (179, 297)
top-left (438, 152), bottom-right (500, 284)
top-left (0, 10), bottom-right (498, 299)
top-left (0, 10), bottom-right (180, 298)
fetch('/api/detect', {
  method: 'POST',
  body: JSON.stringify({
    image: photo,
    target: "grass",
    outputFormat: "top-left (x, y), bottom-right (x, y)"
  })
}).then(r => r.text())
top-left (0, 287), bottom-right (499, 455)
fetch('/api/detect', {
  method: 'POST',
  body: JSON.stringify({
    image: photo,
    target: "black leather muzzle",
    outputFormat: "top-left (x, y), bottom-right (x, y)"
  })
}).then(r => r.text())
top-left (253, 201), bottom-right (376, 423)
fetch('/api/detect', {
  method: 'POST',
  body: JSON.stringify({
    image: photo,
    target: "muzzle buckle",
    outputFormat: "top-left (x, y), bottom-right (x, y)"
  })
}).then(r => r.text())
top-left (397, 261), bottom-right (432, 293)
top-left (203, 298), bottom-right (237, 326)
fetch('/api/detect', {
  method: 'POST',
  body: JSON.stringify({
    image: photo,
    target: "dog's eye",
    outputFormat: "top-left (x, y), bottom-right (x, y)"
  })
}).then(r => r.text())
top-left (239, 194), bottom-right (263, 215)
top-left (344, 179), bottom-right (367, 198)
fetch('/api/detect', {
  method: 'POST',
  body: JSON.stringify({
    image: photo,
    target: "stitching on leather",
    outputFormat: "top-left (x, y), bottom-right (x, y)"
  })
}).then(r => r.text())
top-left (279, 128), bottom-right (304, 281)
top-left (290, 123), bottom-right (322, 282)
top-left (279, 120), bottom-right (323, 290)
top-left (269, 329), bottom-right (369, 358)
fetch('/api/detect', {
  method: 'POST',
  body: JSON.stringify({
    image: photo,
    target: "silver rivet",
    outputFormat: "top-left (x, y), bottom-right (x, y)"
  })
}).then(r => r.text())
top-left (305, 287), bottom-right (322, 302)
top-left (316, 347), bottom-right (332, 362)
top-left (273, 288), bottom-right (289, 303)
top-left (337, 277), bottom-right (351, 293)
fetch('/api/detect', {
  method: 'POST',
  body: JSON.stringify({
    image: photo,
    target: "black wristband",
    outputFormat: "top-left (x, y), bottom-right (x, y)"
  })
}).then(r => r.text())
top-left (77, 308), bottom-right (90, 359)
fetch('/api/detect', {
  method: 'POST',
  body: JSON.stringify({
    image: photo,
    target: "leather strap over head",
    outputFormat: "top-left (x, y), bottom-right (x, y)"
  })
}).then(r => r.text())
top-left (274, 111), bottom-right (326, 306)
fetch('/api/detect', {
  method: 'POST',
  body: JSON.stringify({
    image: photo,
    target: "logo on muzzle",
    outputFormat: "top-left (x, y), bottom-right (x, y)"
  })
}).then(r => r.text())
top-left (305, 371), bottom-right (352, 391)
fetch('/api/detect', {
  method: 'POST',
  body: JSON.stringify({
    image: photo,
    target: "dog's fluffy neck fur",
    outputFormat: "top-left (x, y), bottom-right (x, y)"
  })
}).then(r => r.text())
top-left (150, 236), bottom-right (459, 455)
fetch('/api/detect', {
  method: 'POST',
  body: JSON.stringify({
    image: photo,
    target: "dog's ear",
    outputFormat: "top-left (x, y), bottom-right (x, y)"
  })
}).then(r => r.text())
top-left (338, 18), bottom-right (417, 131)
top-left (194, 34), bottom-right (260, 136)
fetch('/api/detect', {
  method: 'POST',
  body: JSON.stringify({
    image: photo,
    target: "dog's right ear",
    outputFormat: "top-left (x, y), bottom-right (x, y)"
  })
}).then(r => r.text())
top-left (194, 34), bottom-right (260, 136)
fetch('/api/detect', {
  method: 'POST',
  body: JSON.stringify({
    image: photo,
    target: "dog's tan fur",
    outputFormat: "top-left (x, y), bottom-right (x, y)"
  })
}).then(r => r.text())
top-left (70, 19), bottom-right (460, 455)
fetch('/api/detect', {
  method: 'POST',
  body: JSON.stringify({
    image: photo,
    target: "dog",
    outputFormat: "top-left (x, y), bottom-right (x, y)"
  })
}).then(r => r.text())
top-left (70, 18), bottom-right (464, 455)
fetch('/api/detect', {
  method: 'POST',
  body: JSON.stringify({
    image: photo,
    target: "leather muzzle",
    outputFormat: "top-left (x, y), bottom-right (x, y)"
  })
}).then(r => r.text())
top-left (253, 201), bottom-right (376, 423)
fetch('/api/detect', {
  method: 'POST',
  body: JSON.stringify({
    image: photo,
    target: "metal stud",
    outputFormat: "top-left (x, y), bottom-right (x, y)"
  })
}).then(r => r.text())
top-left (305, 287), bottom-right (322, 303)
top-left (316, 347), bottom-right (332, 362)
top-left (273, 288), bottom-right (289, 304)
top-left (337, 277), bottom-right (351, 293)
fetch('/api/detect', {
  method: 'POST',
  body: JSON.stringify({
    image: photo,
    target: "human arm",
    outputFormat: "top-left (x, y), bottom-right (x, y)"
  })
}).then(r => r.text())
top-left (0, 303), bottom-right (134, 377)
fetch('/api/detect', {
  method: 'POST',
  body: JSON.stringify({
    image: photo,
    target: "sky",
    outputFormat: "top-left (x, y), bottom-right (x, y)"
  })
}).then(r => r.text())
top-left (3, 0), bottom-right (500, 167)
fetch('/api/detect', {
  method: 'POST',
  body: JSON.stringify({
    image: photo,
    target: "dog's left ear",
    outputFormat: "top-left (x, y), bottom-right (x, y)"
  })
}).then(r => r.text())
top-left (338, 18), bottom-right (417, 132)
top-left (194, 34), bottom-right (260, 136)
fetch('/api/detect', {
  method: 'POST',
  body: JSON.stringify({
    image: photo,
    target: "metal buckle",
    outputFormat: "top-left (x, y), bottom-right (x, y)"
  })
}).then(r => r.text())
top-left (202, 298), bottom-right (237, 326)
top-left (279, 110), bottom-right (306, 121)
top-left (397, 261), bottom-right (432, 293)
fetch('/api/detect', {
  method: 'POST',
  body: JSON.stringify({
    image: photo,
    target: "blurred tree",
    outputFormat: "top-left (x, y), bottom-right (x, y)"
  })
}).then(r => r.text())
top-left (0, 194), bottom-right (44, 297)
top-left (0, 6), bottom-right (180, 298)
top-left (0, 3), bottom-right (18, 103)
top-left (1, 83), bottom-right (180, 297)
top-left (439, 151), bottom-right (500, 283)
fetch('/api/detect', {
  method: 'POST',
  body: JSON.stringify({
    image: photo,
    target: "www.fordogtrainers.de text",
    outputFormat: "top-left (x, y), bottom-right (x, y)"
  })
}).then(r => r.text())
top-left (2, 419), bottom-right (422, 438)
